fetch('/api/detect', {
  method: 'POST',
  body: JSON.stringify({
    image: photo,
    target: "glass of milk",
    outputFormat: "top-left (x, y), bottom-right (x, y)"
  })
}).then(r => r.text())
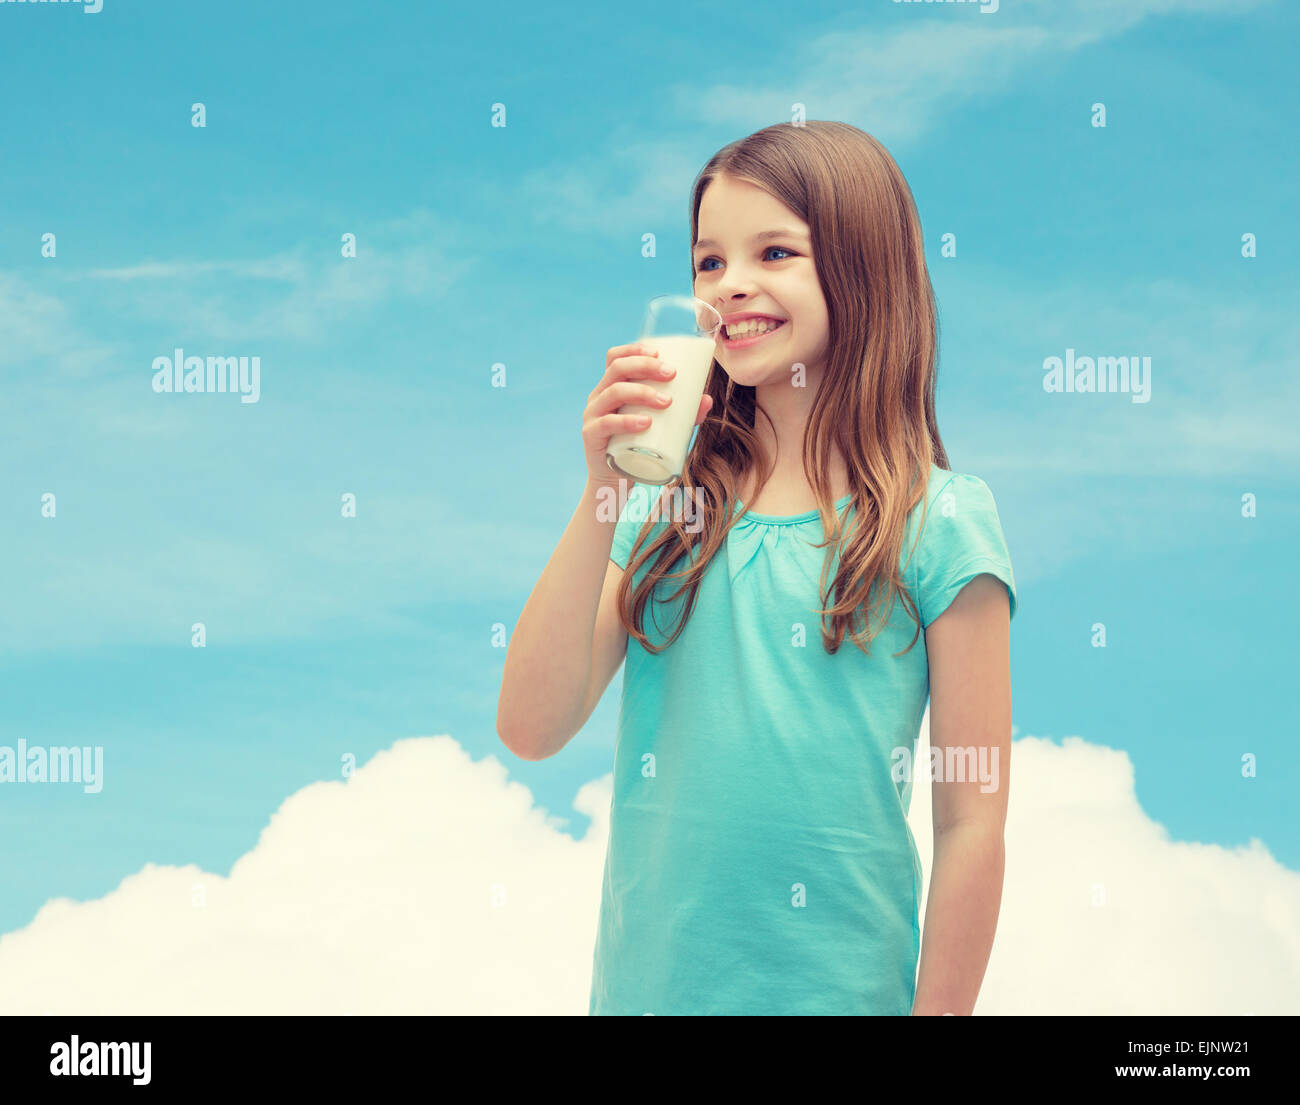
top-left (605, 295), bottom-right (723, 485)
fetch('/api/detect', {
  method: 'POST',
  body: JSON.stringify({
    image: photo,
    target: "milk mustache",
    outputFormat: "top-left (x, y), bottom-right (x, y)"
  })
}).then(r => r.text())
top-left (606, 333), bottom-right (717, 484)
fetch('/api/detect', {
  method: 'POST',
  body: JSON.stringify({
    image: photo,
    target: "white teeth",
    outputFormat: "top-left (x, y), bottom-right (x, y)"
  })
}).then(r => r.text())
top-left (726, 319), bottom-right (783, 339)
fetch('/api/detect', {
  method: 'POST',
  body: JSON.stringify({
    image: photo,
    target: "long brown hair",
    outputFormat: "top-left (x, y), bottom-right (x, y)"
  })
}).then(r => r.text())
top-left (618, 121), bottom-right (949, 657)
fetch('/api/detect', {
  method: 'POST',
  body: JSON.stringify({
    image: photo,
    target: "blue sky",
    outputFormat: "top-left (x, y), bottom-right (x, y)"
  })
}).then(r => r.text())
top-left (0, 0), bottom-right (1296, 944)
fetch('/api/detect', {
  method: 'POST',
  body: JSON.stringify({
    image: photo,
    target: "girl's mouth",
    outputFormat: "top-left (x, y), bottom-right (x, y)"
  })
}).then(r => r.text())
top-left (721, 319), bottom-right (787, 350)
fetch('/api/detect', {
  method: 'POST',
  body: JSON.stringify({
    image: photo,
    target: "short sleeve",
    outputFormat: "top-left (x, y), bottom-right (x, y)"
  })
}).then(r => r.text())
top-left (912, 473), bottom-right (1017, 627)
top-left (610, 483), bottom-right (656, 571)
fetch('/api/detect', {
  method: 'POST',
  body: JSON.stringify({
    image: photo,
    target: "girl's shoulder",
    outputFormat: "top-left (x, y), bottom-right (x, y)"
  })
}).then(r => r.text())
top-left (911, 463), bottom-right (1002, 520)
top-left (906, 463), bottom-right (1017, 624)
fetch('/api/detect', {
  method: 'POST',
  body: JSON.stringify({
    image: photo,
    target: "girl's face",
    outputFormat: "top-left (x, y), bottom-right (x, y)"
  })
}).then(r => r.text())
top-left (692, 174), bottom-right (829, 389)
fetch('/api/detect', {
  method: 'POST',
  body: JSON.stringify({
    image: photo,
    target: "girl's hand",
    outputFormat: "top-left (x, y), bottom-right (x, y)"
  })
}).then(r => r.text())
top-left (583, 342), bottom-right (714, 489)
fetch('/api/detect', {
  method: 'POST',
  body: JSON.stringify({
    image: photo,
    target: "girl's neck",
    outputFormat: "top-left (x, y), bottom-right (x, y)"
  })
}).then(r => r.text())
top-left (739, 380), bottom-right (851, 511)
top-left (738, 454), bottom-right (852, 515)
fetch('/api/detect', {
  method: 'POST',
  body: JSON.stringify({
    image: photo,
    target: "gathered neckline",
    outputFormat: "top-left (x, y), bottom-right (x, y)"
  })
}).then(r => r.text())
top-left (735, 492), bottom-right (855, 526)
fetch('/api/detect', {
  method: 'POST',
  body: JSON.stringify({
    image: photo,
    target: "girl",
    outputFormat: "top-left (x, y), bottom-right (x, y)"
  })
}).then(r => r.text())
top-left (497, 121), bottom-right (1017, 1016)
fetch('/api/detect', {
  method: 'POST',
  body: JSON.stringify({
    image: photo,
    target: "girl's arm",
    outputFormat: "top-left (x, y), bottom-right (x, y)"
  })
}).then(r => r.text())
top-left (911, 573), bottom-right (1013, 1015)
top-left (496, 479), bottom-right (630, 761)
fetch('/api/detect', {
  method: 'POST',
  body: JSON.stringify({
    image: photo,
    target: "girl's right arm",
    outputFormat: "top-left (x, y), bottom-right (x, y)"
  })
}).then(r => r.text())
top-left (496, 482), bottom-right (630, 761)
top-left (495, 343), bottom-right (711, 761)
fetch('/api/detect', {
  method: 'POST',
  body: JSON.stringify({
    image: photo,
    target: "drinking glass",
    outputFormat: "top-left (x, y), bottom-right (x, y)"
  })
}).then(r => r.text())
top-left (605, 295), bottom-right (723, 485)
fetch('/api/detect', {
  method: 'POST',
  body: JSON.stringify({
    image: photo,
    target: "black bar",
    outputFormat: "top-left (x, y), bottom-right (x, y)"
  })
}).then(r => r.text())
top-left (0, 1014), bottom-right (1285, 1091)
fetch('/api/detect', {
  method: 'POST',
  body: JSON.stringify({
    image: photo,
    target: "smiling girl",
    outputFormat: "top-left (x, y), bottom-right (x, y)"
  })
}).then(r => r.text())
top-left (498, 121), bottom-right (1017, 1016)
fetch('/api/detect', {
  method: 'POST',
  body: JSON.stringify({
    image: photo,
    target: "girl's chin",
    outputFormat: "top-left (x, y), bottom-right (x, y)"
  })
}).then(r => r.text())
top-left (719, 366), bottom-right (788, 389)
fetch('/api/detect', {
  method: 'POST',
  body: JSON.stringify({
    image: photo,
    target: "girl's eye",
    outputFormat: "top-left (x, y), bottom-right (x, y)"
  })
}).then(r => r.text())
top-left (695, 246), bottom-right (795, 273)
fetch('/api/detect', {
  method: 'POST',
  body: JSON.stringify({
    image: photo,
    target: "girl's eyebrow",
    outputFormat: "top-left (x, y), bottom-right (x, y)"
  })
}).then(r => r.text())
top-left (693, 228), bottom-right (808, 252)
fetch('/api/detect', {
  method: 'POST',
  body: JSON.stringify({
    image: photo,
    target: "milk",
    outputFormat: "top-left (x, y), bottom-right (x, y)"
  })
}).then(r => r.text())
top-left (606, 333), bottom-right (718, 484)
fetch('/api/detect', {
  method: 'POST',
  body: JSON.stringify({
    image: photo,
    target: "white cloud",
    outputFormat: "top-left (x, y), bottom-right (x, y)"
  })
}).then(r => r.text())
top-left (950, 275), bottom-right (1300, 479)
top-left (929, 271), bottom-right (1300, 588)
top-left (0, 737), bottom-right (608, 1015)
top-left (79, 258), bottom-right (306, 283)
top-left (0, 210), bottom-right (507, 651)
top-left (516, 130), bottom-right (710, 237)
top-left (53, 208), bottom-right (473, 345)
top-left (517, 0), bottom-right (1269, 230)
top-left (0, 719), bottom-right (1293, 1014)
top-left (912, 720), bottom-right (1300, 1014)
top-left (0, 273), bottom-right (116, 380)
top-left (679, 0), bottom-right (1269, 141)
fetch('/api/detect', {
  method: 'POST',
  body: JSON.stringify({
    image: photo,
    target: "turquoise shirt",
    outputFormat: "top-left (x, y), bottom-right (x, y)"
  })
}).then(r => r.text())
top-left (588, 464), bottom-right (1017, 1016)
